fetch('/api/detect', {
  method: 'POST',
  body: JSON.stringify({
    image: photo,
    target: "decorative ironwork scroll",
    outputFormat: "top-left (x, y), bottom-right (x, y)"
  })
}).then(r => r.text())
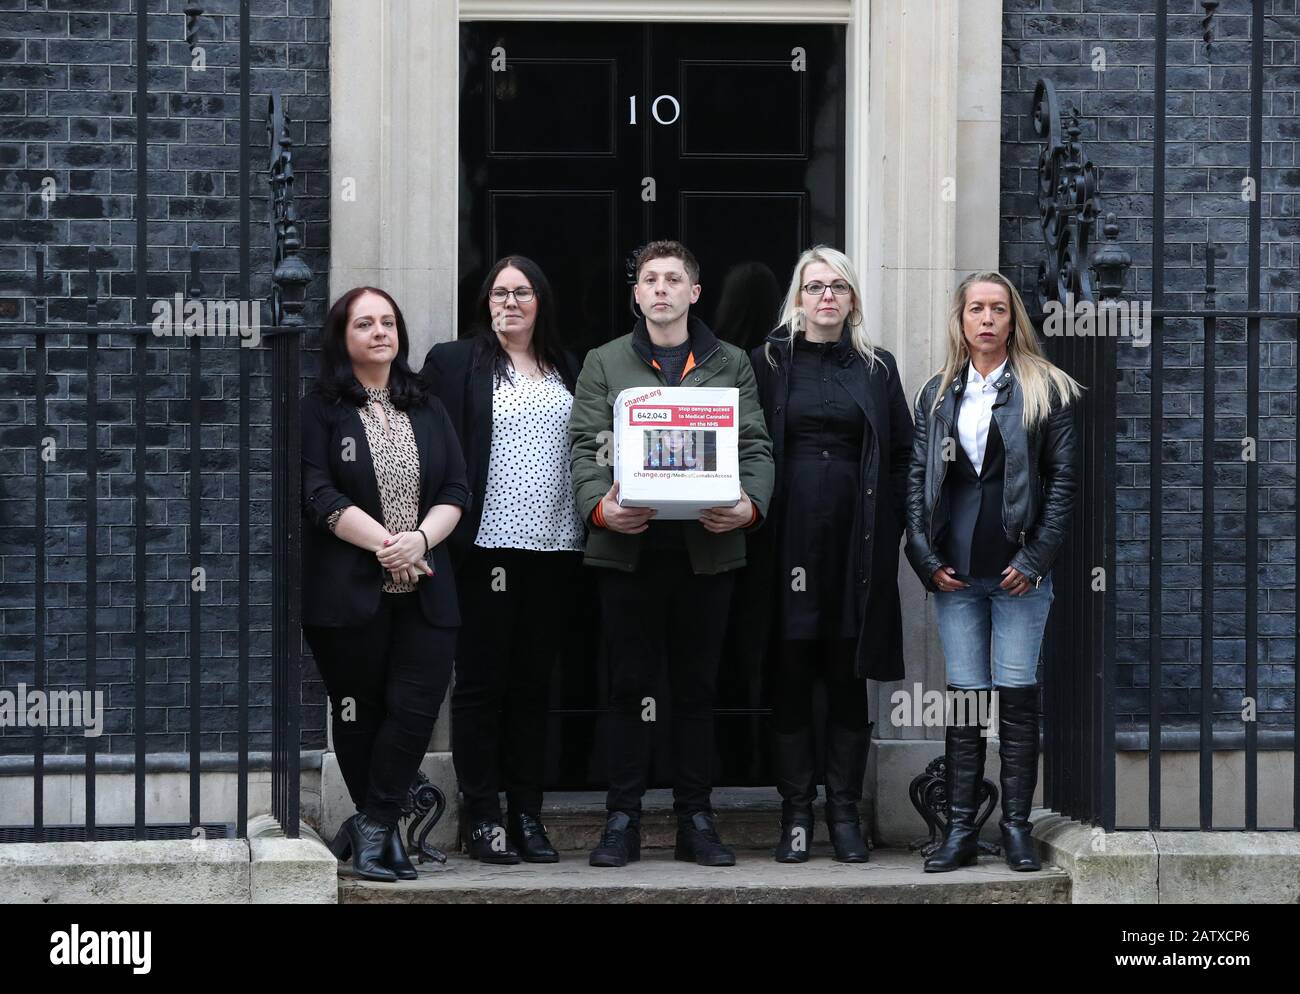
top-left (907, 755), bottom-right (1001, 858)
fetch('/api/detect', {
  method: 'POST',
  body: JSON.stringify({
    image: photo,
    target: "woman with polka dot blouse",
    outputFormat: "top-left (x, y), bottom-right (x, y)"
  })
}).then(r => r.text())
top-left (422, 256), bottom-right (585, 865)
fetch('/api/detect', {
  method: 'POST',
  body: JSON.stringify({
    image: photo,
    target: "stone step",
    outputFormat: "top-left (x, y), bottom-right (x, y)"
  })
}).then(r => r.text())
top-left (531, 788), bottom-right (799, 852)
top-left (338, 849), bottom-right (1071, 905)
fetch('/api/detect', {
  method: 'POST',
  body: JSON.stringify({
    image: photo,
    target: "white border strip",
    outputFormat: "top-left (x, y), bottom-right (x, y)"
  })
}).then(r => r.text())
top-left (459, 0), bottom-right (852, 22)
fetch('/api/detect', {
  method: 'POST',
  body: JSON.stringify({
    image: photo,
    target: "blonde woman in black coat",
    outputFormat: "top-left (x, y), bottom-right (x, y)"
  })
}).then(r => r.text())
top-left (749, 246), bottom-right (913, 863)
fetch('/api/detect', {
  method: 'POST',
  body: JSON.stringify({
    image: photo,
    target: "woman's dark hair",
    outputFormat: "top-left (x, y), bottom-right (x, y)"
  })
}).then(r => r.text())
top-left (466, 256), bottom-right (568, 390)
top-left (314, 286), bottom-right (428, 410)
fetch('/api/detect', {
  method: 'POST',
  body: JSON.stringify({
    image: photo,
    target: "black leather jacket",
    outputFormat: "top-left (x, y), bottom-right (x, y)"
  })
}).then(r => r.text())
top-left (904, 360), bottom-right (1078, 592)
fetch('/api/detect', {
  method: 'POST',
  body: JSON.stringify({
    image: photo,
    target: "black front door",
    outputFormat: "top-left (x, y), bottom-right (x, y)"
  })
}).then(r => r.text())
top-left (459, 20), bottom-right (847, 788)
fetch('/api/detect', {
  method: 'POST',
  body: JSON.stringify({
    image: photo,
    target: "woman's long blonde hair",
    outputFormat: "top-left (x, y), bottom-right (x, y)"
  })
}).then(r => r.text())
top-left (765, 245), bottom-right (882, 372)
top-left (926, 271), bottom-right (1082, 427)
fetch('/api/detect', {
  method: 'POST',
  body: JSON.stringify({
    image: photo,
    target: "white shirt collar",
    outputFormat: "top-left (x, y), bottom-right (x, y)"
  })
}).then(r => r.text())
top-left (966, 358), bottom-right (1008, 389)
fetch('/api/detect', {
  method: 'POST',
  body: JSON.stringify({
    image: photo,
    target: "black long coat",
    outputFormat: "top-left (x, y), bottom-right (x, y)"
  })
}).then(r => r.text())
top-left (745, 331), bottom-right (914, 681)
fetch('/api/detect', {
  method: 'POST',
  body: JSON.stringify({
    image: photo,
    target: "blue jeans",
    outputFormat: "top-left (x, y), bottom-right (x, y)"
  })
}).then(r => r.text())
top-left (934, 574), bottom-right (1054, 689)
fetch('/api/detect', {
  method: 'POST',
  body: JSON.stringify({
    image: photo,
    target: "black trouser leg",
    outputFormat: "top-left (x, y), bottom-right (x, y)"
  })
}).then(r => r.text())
top-left (501, 551), bottom-right (580, 820)
top-left (665, 567), bottom-right (734, 817)
top-left (598, 559), bottom-right (666, 817)
top-left (451, 546), bottom-right (514, 824)
top-left (306, 602), bottom-right (396, 815)
top-left (363, 595), bottom-right (456, 826)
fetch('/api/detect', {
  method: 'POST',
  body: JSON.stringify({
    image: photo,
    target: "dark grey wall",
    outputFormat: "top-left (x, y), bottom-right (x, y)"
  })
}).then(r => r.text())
top-left (0, 0), bottom-right (330, 758)
top-left (1002, 0), bottom-right (1297, 738)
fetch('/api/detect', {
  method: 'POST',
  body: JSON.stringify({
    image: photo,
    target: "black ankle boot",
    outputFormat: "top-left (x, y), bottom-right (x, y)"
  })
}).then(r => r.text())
top-left (924, 714), bottom-right (987, 873)
top-left (384, 825), bottom-right (419, 880)
top-left (508, 812), bottom-right (559, 863)
top-left (589, 811), bottom-right (640, 867)
top-left (466, 820), bottom-right (522, 864)
top-left (774, 810), bottom-right (814, 863)
top-left (327, 812), bottom-right (398, 882)
top-left (824, 723), bottom-right (872, 863)
top-left (772, 728), bottom-right (816, 863)
top-left (675, 811), bottom-right (735, 867)
top-left (997, 685), bottom-right (1042, 871)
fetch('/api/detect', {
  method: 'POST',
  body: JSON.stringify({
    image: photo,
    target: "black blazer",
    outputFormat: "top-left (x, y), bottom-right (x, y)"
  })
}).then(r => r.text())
top-left (301, 387), bottom-right (471, 628)
top-left (419, 335), bottom-right (581, 562)
top-left (746, 331), bottom-right (914, 681)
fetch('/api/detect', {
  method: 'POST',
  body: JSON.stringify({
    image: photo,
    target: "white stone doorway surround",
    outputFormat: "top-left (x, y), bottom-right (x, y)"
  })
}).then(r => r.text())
top-left (327, 0), bottom-right (1005, 845)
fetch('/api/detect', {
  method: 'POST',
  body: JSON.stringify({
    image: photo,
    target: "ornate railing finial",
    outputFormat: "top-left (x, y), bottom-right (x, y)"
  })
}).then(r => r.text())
top-left (267, 92), bottom-right (314, 327)
top-left (1032, 78), bottom-right (1131, 313)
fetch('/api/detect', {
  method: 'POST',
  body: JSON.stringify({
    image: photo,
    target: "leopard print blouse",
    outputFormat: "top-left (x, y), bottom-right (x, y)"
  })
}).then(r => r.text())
top-left (326, 386), bottom-right (422, 593)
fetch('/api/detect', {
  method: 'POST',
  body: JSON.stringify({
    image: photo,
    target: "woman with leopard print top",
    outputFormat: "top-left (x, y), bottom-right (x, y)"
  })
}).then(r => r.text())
top-left (302, 286), bottom-right (470, 884)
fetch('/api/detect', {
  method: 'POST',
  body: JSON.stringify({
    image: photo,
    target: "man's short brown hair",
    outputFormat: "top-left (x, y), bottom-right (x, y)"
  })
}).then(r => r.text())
top-left (634, 240), bottom-right (700, 284)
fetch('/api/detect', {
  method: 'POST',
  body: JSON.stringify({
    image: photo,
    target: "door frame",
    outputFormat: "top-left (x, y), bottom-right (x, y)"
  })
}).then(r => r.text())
top-left (456, 0), bottom-right (867, 330)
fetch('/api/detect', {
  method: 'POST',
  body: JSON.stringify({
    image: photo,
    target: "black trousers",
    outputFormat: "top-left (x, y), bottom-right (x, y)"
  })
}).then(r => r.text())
top-left (772, 638), bottom-right (869, 735)
top-left (451, 545), bottom-right (581, 823)
top-left (598, 551), bottom-right (735, 817)
top-left (304, 592), bottom-right (456, 828)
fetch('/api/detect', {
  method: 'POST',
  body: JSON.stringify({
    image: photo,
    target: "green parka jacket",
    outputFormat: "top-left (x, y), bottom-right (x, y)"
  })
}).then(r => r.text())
top-left (568, 315), bottom-right (775, 573)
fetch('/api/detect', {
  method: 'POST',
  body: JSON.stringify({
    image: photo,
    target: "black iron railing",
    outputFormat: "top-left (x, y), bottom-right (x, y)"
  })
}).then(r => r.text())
top-left (1036, 0), bottom-right (1299, 832)
top-left (0, 0), bottom-right (312, 842)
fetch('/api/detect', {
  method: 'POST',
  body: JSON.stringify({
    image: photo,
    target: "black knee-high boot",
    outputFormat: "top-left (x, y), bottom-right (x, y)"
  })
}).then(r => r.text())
top-left (924, 696), bottom-right (987, 872)
top-left (823, 722), bottom-right (871, 863)
top-left (772, 729), bottom-right (816, 862)
top-left (996, 684), bottom-right (1042, 871)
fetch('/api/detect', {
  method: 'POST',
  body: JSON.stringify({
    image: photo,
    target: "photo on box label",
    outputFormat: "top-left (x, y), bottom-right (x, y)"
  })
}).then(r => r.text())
top-left (643, 429), bottom-right (718, 471)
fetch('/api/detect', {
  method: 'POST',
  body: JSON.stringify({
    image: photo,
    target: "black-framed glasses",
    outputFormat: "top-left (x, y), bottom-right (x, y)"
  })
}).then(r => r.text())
top-left (801, 280), bottom-right (852, 297)
top-left (490, 286), bottom-right (535, 303)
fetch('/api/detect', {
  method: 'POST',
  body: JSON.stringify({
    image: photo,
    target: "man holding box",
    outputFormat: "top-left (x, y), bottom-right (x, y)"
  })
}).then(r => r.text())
top-left (569, 240), bottom-right (775, 867)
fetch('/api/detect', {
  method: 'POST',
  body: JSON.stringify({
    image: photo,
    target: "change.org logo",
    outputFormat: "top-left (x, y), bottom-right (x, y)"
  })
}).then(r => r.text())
top-left (50, 926), bottom-right (151, 974)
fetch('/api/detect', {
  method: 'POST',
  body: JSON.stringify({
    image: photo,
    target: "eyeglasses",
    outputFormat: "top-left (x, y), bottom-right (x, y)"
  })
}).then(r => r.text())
top-left (801, 280), bottom-right (852, 297)
top-left (490, 286), bottom-right (535, 303)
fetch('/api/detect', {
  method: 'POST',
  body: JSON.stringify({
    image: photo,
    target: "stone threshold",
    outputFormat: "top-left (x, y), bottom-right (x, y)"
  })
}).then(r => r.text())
top-left (1033, 811), bottom-right (1300, 903)
top-left (0, 815), bottom-right (337, 904)
top-left (338, 848), bottom-right (1072, 904)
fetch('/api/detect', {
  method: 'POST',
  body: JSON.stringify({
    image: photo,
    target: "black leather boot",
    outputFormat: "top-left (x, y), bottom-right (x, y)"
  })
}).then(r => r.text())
top-left (997, 684), bottom-right (1042, 871)
top-left (674, 811), bottom-right (735, 867)
top-left (772, 729), bottom-right (816, 863)
top-left (466, 820), bottom-right (522, 864)
top-left (508, 811), bottom-right (559, 863)
top-left (823, 723), bottom-right (871, 863)
top-left (327, 812), bottom-right (398, 882)
top-left (589, 810), bottom-right (640, 867)
top-left (383, 825), bottom-right (419, 880)
top-left (924, 713), bottom-right (987, 873)
top-left (774, 811), bottom-right (814, 863)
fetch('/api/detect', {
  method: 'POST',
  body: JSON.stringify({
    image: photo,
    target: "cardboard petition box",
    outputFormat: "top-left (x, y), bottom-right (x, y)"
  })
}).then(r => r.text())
top-left (612, 385), bottom-right (741, 519)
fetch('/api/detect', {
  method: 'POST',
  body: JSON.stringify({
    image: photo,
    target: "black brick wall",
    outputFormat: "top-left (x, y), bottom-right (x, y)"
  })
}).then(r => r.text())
top-left (0, 0), bottom-right (330, 758)
top-left (1002, 0), bottom-right (1297, 738)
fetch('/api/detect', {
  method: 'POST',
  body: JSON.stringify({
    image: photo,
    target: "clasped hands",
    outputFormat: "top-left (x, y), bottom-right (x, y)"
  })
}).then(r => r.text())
top-left (598, 481), bottom-right (754, 535)
top-left (376, 528), bottom-right (433, 584)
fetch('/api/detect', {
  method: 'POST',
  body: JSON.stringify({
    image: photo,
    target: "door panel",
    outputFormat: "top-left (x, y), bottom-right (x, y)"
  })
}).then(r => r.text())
top-left (460, 21), bottom-right (847, 791)
top-left (488, 59), bottom-right (619, 157)
top-left (678, 60), bottom-right (808, 158)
